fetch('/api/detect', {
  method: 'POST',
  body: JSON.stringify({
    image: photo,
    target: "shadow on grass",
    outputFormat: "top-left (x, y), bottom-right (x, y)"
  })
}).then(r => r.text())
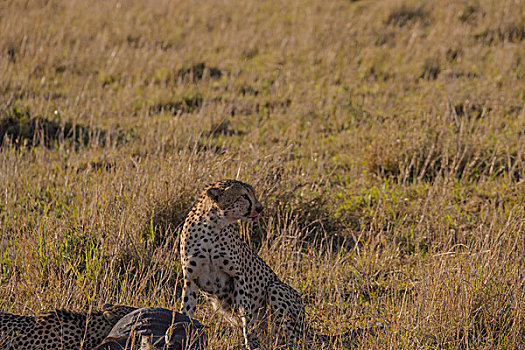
top-left (366, 135), bottom-right (523, 183)
top-left (474, 23), bottom-right (525, 44)
top-left (150, 94), bottom-right (203, 116)
top-left (0, 107), bottom-right (126, 148)
top-left (176, 62), bottom-right (223, 82)
top-left (385, 4), bottom-right (430, 27)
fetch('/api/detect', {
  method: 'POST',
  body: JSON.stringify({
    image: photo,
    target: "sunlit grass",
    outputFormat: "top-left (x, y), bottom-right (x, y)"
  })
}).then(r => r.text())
top-left (1, 0), bottom-right (524, 348)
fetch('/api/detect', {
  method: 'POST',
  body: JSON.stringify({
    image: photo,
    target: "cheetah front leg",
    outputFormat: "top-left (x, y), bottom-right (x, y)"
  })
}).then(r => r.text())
top-left (213, 254), bottom-right (262, 349)
top-left (267, 282), bottom-right (307, 349)
top-left (180, 257), bottom-right (206, 318)
top-left (233, 275), bottom-right (261, 350)
top-left (180, 278), bottom-right (198, 318)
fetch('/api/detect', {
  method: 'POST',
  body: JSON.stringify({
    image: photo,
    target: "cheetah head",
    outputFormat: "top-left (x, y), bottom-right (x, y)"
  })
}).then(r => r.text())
top-left (205, 180), bottom-right (264, 223)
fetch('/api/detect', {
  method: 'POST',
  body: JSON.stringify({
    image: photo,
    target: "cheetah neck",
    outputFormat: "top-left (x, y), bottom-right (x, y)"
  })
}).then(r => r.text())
top-left (184, 199), bottom-right (233, 234)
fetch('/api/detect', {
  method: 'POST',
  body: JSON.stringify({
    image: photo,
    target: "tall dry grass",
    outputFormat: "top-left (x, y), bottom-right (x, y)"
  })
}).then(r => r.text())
top-left (1, 0), bottom-right (524, 348)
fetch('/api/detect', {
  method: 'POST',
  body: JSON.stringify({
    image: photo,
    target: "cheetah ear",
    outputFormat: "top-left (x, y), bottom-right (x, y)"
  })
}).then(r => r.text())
top-left (206, 187), bottom-right (224, 203)
top-left (103, 310), bottom-right (119, 322)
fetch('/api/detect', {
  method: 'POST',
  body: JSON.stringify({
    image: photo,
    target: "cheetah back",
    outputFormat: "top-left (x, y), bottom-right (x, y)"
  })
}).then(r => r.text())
top-left (0, 305), bottom-right (136, 350)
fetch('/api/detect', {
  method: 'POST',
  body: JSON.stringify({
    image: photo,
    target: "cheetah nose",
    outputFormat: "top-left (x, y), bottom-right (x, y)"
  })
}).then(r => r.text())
top-left (255, 204), bottom-right (263, 213)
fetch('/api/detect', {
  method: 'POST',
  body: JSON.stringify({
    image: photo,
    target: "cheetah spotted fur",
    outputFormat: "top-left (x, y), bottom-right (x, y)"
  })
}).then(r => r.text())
top-left (0, 304), bottom-right (136, 350)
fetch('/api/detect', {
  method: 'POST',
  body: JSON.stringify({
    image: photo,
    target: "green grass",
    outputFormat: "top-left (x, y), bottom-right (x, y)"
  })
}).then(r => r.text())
top-left (1, 0), bottom-right (524, 348)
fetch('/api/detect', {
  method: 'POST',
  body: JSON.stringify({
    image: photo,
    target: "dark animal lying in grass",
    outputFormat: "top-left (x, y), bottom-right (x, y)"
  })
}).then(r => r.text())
top-left (92, 307), bottom-right (206, 350)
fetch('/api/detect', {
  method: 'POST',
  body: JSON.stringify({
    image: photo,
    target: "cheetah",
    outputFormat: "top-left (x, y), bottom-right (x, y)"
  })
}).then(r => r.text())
top-left (0, 304), bottom-right (136, 350)
top-left (180, 180), bottom-right (359, 349)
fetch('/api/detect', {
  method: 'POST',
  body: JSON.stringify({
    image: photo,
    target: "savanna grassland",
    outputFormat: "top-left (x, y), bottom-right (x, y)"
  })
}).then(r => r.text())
top-left (1, 0), bottom-right (524, 348)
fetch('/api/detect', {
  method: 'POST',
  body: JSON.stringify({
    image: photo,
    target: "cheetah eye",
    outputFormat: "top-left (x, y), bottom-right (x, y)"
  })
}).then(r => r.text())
top-left (242, 194), bottom-right (251, 202)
